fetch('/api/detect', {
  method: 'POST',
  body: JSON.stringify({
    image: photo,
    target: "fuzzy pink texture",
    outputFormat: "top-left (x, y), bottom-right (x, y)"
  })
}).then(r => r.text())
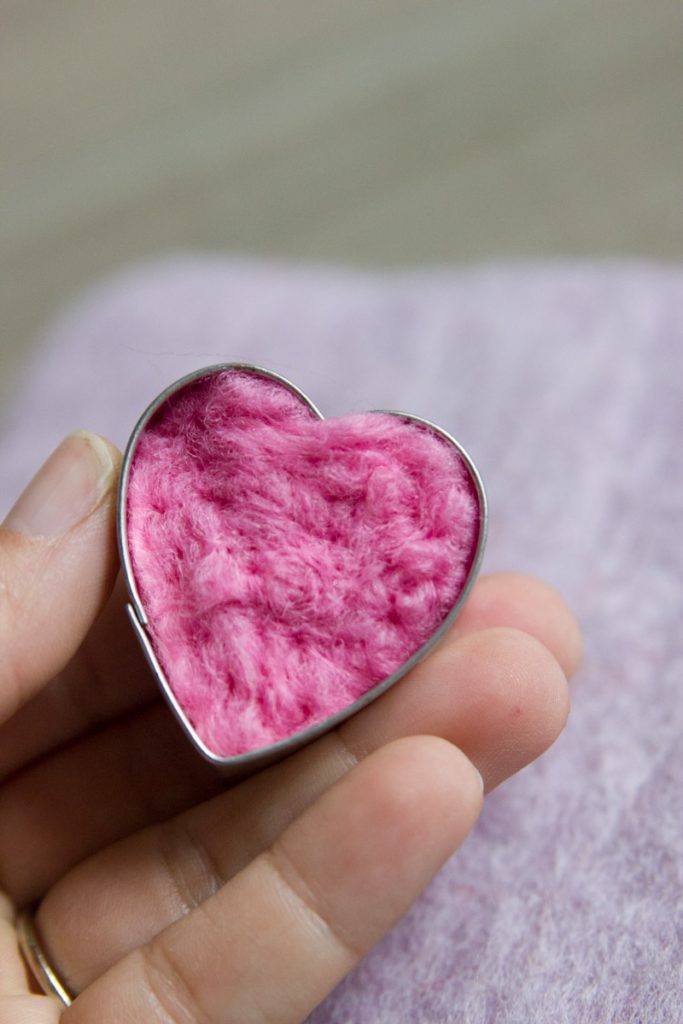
top-left (125, 369), bottom-right (479, 756)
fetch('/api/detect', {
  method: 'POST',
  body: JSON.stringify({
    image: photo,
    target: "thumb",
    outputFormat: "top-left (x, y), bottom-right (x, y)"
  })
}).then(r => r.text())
top-left (0, 430), bottom-right (122, 725)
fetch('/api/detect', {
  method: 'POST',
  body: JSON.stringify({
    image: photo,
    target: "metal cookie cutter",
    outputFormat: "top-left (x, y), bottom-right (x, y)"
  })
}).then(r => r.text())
top-left (117, 363), bottom-right (488, 778)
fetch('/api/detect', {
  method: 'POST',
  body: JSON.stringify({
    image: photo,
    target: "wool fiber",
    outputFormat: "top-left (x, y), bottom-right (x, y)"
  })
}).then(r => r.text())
top-left (125, 369), bottom-right (479, 756)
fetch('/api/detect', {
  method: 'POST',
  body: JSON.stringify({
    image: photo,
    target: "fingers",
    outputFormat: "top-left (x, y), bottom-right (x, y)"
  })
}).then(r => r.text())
top-left (449, 571), bottom-right (583, 678)
top-left (0, 891), bottom-right (27, 995)
top-left (0, 431), bottom-right (121, 726)
top-left (0, 568), bottom-right (578, 904)
top-left (62, 736), bottom-right (483, 1023)
top-left (2, 611), bottom-right (568, 908)
top-left (339, 625), bottom-right (570, 790)
top-left (0, 573), bottom-right (157, 780)
top-left (0, 564), bottom-right (581, 782)
top-left (0, 890), bottom-right (63, 1021)
top-left (0, 996), bottom-right (61, 1024)
top-left (33, 624), bottom-right (569, 987)
top-left (0, 702), bottom-right (227, 905)
top-left (0, 564), bottom-right (579, 843)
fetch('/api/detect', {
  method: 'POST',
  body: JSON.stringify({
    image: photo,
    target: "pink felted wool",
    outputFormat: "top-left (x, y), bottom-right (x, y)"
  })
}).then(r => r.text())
top-left (125, 368), bottom-right (479, 757)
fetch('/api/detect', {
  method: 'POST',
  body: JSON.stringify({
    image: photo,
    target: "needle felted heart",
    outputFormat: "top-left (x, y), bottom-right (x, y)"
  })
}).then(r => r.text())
top-left (120, 365), bottom-right (485, 767)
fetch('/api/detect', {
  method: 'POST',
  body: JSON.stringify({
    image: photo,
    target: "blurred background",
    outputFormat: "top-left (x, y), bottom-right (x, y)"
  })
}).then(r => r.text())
top-left (2, 0), bottom-right (682, 406)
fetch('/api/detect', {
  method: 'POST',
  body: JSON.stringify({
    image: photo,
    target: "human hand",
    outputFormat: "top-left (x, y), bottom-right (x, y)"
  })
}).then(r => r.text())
top-left (0, 431), bottom-right (581, 1022)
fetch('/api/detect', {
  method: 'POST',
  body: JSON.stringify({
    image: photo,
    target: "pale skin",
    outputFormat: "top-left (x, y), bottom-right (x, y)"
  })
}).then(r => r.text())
top-left (0, 431), bottom-right (581, 1023)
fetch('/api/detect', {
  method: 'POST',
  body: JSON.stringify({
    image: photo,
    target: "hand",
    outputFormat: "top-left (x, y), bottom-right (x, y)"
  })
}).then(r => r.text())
top-left (0, 431), bottom-right (581, 1023)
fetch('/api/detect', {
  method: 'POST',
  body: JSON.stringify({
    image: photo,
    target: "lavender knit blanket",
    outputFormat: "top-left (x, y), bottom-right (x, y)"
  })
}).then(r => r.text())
top-left (2, 257), bottom-right (681, 1023)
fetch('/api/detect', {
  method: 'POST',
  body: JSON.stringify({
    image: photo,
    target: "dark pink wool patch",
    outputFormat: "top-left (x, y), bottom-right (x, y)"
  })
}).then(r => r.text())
top-left (126, 370), bottom-right (480, 757)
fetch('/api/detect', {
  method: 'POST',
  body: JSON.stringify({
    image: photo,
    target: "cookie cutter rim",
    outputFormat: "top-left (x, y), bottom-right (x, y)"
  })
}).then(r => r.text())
top-left (117, 362), bottom-right (488, 777)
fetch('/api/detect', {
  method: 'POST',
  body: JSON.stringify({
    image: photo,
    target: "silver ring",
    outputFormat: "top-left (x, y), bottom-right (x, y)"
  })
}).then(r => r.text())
top-left (16, 908), bottom-right (74, 1007)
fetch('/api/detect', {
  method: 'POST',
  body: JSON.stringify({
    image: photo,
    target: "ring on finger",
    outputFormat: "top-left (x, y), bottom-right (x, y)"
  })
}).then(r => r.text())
top-left (16, 907), bottom-right (75, 1007)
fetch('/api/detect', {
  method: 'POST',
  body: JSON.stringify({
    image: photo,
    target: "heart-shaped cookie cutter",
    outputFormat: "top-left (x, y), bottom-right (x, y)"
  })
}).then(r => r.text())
top-left (117, 363), bottom-right (488, 778)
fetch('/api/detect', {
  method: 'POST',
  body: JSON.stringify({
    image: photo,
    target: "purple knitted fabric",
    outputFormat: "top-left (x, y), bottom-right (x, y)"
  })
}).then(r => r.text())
top-left (1, 256), bottom-right (681, 1023)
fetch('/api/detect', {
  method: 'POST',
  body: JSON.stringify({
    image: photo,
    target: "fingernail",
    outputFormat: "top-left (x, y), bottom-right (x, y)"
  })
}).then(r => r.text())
top-left (2, 430), bottom-right (115, 538)
top-left (474, 768), bottom-right (486, 795)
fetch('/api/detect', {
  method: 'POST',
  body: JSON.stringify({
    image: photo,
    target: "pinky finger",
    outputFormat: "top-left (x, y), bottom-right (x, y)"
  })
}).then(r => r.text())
top-left (62, 736), bottom-right (484, 1024)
